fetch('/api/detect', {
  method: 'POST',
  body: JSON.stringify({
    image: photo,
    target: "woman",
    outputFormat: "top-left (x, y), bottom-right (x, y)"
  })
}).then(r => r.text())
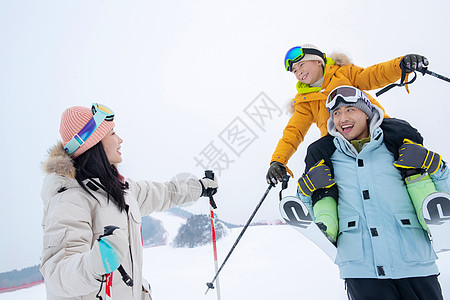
top-left (40, 103), bottom-right (218, 299)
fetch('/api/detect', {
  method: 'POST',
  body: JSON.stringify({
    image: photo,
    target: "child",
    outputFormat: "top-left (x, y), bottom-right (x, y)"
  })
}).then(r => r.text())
top-left (266, 43), bottom-right (428, 184)
top-left (265, 43), bottom-right (429, 242)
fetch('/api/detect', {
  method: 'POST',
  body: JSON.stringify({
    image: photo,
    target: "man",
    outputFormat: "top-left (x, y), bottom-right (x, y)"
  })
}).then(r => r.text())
top-left (297, 86), bottom-right (448, 299)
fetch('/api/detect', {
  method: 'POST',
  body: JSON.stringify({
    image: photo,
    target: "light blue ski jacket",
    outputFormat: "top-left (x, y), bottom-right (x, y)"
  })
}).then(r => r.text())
top-left (299, 106), bottom-right (450, 279)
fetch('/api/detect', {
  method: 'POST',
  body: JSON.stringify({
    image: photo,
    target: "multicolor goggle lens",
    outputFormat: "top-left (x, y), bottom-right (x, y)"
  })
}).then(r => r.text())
top-left (284, 46), bottom-right (327, 72)
top-left (64, 103), bottom-right (115, 156)
top-left (92, 103), bottom-right (115, 121)
top-left (284, 46), bottom-right (304, 71)
top-left (326, 86), bottom-right (371, 111)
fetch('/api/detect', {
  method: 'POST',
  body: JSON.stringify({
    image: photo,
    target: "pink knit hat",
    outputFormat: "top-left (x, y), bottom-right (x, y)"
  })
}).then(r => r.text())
top-left (59, 106), bottom-right (115, 157)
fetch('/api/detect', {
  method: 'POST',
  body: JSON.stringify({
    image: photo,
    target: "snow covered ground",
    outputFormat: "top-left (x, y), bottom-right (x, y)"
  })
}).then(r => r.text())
top-left (2, 214), bottom-right (450, 300)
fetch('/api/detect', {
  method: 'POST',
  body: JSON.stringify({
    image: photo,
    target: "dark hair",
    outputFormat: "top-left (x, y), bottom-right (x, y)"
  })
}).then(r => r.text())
top-left (73, 142), bottom-right (128, 212)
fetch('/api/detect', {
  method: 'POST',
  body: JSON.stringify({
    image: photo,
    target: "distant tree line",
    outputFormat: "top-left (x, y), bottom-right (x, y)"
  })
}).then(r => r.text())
top-left (141, 215), bottom-right (167, 247)
top-left (172, 214), bottom-right (228, 248)
top-left (0, 265), bottom-right (42, 289)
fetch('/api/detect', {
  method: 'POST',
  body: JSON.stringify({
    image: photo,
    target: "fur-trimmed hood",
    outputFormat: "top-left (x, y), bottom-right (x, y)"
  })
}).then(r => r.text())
top-left (328, 51), bottom-right (352, 67)
top-left (42, 142), bottom-right (76, 179)
top-left (41, 142), bottom-right (79, 207)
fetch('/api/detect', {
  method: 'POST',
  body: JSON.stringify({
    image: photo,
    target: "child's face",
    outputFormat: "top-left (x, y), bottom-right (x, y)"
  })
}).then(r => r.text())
top-left (291, 60), bottom-right (324, 84)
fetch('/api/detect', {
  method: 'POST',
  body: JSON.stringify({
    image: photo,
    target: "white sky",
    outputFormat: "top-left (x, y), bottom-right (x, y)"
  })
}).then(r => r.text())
top-left (1, 0), bottom-right (450, 272)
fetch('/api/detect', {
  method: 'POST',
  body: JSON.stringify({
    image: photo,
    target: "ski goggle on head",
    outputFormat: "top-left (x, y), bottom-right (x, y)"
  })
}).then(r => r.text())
top-left (284, 46), bottom-right (326, 71)
top-left (326, 86), bottom-right (372, 112)
top-left (64, 103), bottom-right (115, 156)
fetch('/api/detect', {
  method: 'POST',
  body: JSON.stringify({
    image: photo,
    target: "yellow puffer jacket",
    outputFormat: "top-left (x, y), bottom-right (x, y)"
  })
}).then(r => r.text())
top-left (271, 52), bottom-right (406, 176)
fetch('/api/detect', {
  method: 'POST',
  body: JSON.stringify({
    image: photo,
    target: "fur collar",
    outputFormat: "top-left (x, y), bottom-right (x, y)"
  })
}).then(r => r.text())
top-left (42, 142), bottom-right (76, 179)
top-left (328, 51), bottom-right (352, 66)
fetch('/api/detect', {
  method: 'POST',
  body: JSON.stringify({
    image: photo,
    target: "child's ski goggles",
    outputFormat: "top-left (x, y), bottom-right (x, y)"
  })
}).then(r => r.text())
top-left (284, 46), bottom-right (326, 71)
top-left (326, 86), bottom-right (371, 111)
top-left (64, 103), bottom-right (115, 156)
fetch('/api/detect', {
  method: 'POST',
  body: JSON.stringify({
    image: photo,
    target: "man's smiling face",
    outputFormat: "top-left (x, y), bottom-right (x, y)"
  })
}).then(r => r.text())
top-left (332, 105), bottom-right (370, 141)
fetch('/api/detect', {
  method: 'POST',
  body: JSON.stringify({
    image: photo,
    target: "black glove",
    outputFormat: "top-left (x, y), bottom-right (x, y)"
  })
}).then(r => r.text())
top-left (297, 159), bottom-right (336, 196)
top-left (393, 139), bottom-right (441, 174)
top-left (400, 54), bottom-right (429, 73)
top-left (266, 161), bottom-right (287, 185)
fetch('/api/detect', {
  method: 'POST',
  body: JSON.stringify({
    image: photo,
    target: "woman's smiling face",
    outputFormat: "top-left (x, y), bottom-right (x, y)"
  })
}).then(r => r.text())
top-left (101, 129), bottom-right (123, 165)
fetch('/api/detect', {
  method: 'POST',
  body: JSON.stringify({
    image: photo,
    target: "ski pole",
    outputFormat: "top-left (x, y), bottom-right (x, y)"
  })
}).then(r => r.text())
top-left (204, 170), bottom-right (222, 300)
top-left (418, 67), bottom-right (450, 83)
top-left (205, 183), bottom-right (275, 294)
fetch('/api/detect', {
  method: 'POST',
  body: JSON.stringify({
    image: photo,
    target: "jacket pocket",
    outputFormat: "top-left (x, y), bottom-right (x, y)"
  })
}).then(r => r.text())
top-left (336, 215), bottom-right (363, 264)
top-left (394, 213), bottom-right (437, 262)
top-left (92, 207), bottom-right (128, 238)
top-left (41, 227), bottom-right (67, 264)
top-left (129, 202), bottom-right (142, 225)
top-left (141, 278), bottom-right (153, 300)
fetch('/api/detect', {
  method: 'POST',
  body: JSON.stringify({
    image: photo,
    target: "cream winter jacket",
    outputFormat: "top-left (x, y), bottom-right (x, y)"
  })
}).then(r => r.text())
top-left (40, 143), bottom-right (203, 299)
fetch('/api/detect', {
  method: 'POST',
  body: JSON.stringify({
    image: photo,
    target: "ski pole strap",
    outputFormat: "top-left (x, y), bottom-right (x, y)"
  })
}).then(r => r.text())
top-left (204, 170), bottom-right (217, 209)
top-left (209, 195), bottom-right (217, 209)
top-left (375, 69), bottom-right (417, 97)
top-left (279, 174), bottom-right (290, 201)
top-left (95, 273), bottom-right (113, 300)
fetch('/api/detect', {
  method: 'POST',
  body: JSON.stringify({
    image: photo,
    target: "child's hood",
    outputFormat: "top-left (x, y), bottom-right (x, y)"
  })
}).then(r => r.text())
top-left (328, 51), bottom-right (351, 67)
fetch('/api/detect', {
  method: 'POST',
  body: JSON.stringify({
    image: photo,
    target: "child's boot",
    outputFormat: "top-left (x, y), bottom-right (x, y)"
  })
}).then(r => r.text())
top-left (405, 173), bottom-right (436, 233)
top-left (313, 196), bottom-right (338, 244)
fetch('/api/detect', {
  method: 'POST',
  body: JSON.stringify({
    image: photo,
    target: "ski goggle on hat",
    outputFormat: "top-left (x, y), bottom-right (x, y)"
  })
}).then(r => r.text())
top-left (64, 103), bottom-right (115, 156)
top-left (284, 46), bottom-right (326, 71)
top-left (326, 86), bottom-right (373, 114)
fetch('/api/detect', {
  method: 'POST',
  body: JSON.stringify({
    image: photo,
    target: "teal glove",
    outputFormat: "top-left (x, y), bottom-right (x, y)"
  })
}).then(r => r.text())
top-left (297, 159), bottom-right (336, 196)
top-left (394, 139), bottom-right (441, 174)
top-left (90, 228), bottom-right (128, 275)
